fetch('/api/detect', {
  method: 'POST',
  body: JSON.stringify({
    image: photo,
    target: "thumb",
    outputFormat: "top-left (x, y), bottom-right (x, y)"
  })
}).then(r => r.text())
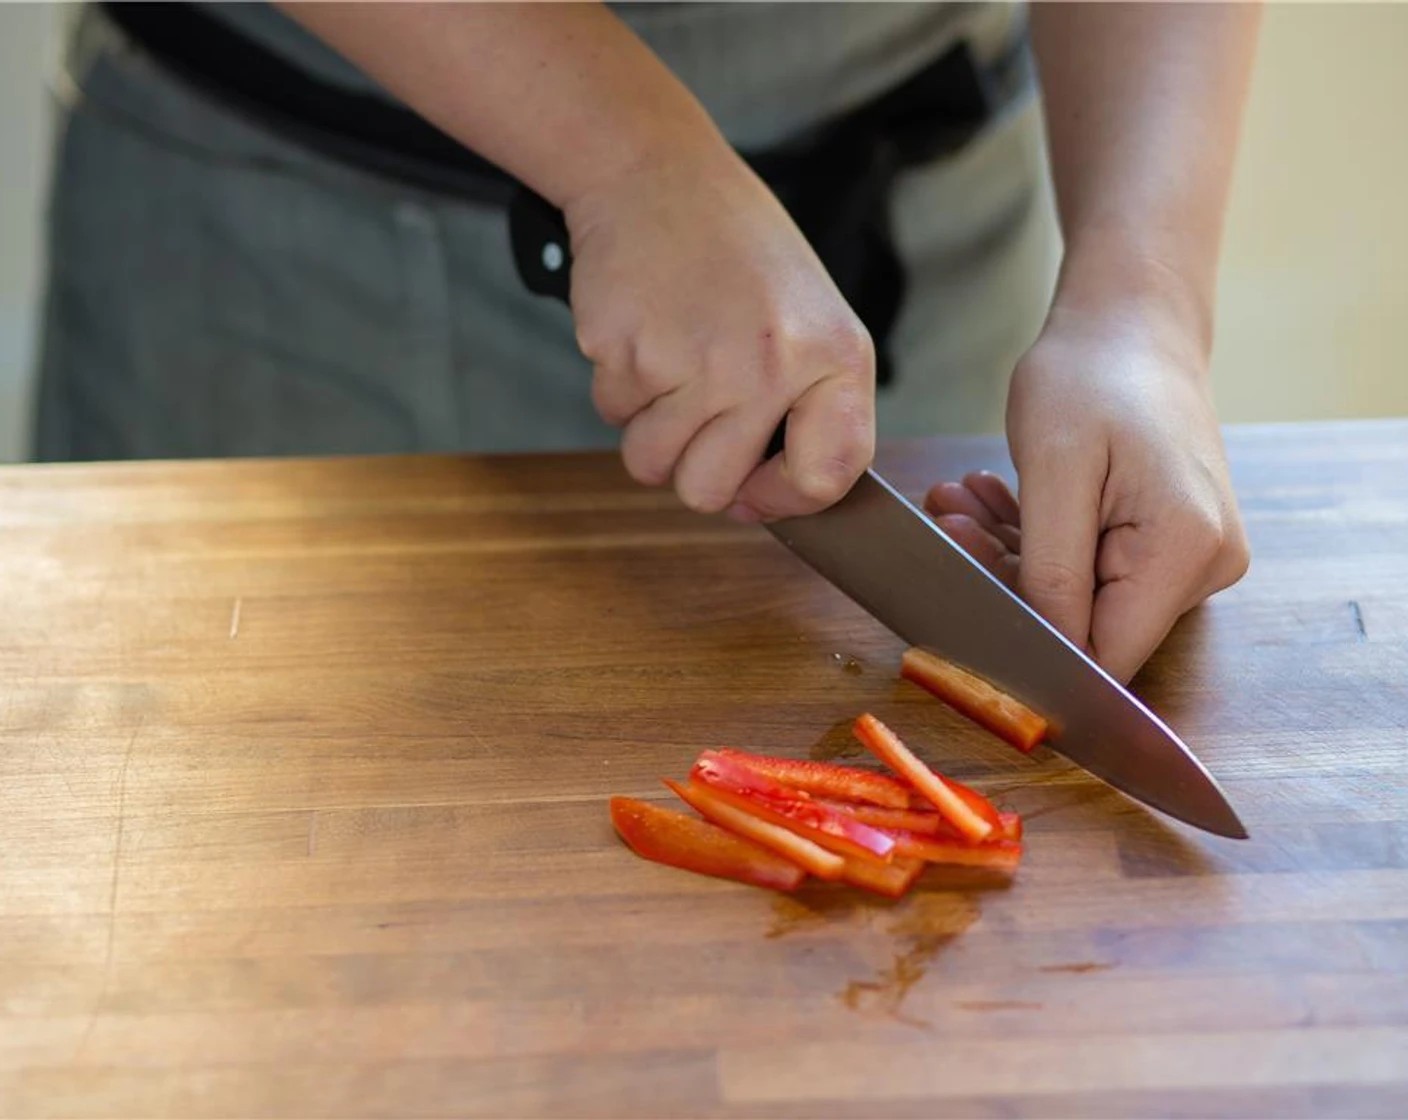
top-left (1014, 450), bottom-right (1105, 650)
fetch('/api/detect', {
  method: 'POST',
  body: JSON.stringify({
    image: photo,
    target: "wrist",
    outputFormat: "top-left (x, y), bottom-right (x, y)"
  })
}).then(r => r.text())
top-left (558, 112), bottom-right (744, 229)
top-left (1051, 229), bottom-right (1219, 366)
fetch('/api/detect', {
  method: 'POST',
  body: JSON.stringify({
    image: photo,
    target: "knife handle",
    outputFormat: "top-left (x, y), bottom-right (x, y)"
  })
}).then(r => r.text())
top-left (508, 185), bottom-right (787, 461)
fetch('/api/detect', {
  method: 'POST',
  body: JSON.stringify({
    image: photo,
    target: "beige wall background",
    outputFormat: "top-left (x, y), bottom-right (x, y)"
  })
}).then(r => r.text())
top-left (1211, 1), bottom-right (1408, 424)
top-left (0, 3), bottom-right (1404, 462)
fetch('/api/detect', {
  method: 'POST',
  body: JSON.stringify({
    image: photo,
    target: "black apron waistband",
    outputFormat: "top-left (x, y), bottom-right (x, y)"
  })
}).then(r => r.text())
top-left (98, 1), bottom-right (1035, 386)
top-left (99, 2), bottom-right (1032, 204)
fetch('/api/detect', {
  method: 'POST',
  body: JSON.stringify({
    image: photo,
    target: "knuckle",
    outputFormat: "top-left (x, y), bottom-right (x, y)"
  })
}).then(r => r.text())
top-left (619, 435), bottom-right (674, 489)
top-left (624, 455), bottom-right (671, 490)
top-left (1172, 497), bottom-right (1251, 592)
top-left (794, 452), bottom-right (863, 506)
top-left (825, 315), bottom-right (875, 384)
top-left (574, 319), bottom-right (613, 364)
top-left (1217, 529), bottom-right (1252, 586)
top-left (830, 388), bottom-right (878, 463)
top-left (590, 371), bottom-right (628, 427)
top-left (1178, 504), bottom-right (1227, 562)
top-left (675, 478), bottom-right (732, 516)
top-left (759, 312), bottom-right (875, 394)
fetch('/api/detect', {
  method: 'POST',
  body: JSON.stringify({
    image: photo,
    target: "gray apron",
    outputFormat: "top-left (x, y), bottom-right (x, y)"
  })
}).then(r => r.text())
top-left (31, 2), bottom-right (1059, 462)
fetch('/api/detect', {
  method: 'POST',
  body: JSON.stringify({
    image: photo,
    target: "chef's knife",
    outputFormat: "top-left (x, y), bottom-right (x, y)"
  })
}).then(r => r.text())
top-left (508, 187), bottom-right (1247, 840)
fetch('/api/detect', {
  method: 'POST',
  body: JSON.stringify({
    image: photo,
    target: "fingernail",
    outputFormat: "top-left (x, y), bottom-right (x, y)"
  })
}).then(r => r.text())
top-left (726, 503), bottom-right (762, 524)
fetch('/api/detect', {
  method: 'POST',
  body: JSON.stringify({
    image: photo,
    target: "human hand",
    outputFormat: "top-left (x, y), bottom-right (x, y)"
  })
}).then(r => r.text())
top-left (925, 304), bottom-right (1250, 683)
top-left (563, 142), bottom-right (875, 520)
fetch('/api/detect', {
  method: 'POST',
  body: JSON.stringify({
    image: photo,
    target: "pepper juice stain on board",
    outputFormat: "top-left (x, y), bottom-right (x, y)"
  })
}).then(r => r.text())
top-left (765, 883), bottom-right (869, 938)
top-left (765, 895), bottom-right (831, 939)
top-left (809, 718), bottom-right (866, 762)
top-left (838, 893), bottom-right (980, 1029)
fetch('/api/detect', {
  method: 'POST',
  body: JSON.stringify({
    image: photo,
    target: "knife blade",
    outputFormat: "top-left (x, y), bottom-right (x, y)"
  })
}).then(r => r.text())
top-left (771, 471), bottom-right (1247, 839)
top-left (506, 186), bottom-right (1247, 840)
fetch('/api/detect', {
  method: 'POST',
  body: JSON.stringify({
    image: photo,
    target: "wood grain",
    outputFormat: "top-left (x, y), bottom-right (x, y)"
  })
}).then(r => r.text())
top-left (1, 420), bottom-right (1405, 1118)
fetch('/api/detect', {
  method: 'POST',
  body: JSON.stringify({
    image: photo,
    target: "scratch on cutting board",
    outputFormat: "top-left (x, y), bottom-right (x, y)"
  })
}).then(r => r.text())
top-left (1348, 599), bottom-right (1367, 642)
top-left (1039, 961), bottom-right (1114, 975)
top-left (73, 715), bottom-right (143, 1063)
top-left (229, 597), bottom-right (242, 640)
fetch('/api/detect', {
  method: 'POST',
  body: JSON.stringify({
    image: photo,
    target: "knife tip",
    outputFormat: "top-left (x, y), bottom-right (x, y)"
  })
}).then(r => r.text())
top-left (1198, 803), bottom-right (1251, 841)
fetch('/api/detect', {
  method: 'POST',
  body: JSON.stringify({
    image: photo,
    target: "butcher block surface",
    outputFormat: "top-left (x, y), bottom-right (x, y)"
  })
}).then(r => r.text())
top-left (1, 420), bottom-right (1405, 1118)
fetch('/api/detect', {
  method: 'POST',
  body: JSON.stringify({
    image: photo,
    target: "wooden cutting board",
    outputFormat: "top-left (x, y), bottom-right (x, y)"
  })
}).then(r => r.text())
top-left (1, 421), bottom-right (1405, 1118)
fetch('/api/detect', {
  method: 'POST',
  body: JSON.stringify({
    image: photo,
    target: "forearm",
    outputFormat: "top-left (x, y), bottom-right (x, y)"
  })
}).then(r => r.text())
top-left (278, 1), bottom-right (728, 208)
top-left (1030, 2), bottom-right (1261, 354)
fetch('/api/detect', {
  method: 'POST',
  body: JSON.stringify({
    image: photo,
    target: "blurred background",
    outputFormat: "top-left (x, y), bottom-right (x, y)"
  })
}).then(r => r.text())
top-left (1, 2), bottom-right (1405, 462)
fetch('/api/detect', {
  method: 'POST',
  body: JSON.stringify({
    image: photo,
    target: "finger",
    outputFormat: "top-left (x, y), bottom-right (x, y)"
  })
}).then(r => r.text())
top-left (672, 401), bottom-right (787, 515)
top-left (617, 386), bottom-right (710, 489)
top-left (924, 481), bottom-right (1002, 531)
top-left (932, 513), bottom-right (1020, 591)
top-left (1013, 450), bottom-right (1105, 649)
top-left (732, 376), bottom-right (874, 520)
top-left (989, 521), bottom-right (1022, 554)
top-left (962, 470), bottom-right (1021, 528)
top-left (925, 480), bottom-right (1022, 553)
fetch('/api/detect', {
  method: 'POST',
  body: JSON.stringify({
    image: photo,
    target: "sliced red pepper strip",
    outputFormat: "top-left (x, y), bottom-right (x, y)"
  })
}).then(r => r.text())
top-left (817, 799), bottom-right (949, 835)
top-left (918, 809), bottom-right (1024, 845)
top-left (702, 747), bottom-right (912, 809)
top-left (940, 774), bottom-right (1004, 834)
top-left (664, 779), bottom-right (845, 881)
top-left (900, 647), bottom-right (1048, 753)
top-left (824, 798), bottom-right (1022, 843)
top-left (687, 767), bottom-right (897, 864)
top-left (693, 750), bottom-right (817, 803)
top-left (840, 855), bottom-right (925, 899)
top-left (890, 832), bottom-right (1023, 873)
top-left (852, 713), bottom-right (994, 844)
top-left (609, 796), bottom-right (806, 892)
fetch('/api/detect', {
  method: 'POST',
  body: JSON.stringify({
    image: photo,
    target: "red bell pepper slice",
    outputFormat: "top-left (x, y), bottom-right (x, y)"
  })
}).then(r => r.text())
top-left (692, 750), bottom-right (815, 803)
top-left (920, 810), bottom-right (1024, 845)
top-left (852, 713), bottom-right (994, 843)
top-left (900, 647), bottom-right (1048, 753)
top-left (889, 832), bottom-right (1023, 873)
top-left (609, 796), bottom-right (806, 892)
top-left (700, 748), bottom-right (913, 809)
top-left (688, 762), bottom-right (897, 864)
top-left (818, 800), bottom-right (949, 835)
top-left (942, 775), bottom-right (1006, 833)
top-left (840, 855), bottom-right (926, 899)
top-left (663, 779), bottom-right (845, 880)
top-left (824, 799), bottom-right (1021, 843)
